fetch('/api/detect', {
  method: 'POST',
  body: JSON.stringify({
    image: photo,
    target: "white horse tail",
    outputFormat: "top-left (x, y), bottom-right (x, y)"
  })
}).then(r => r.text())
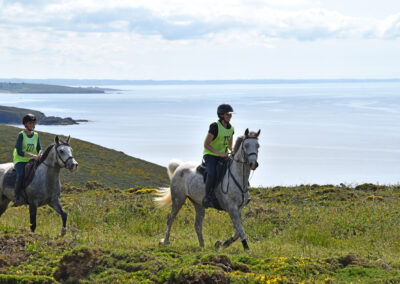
top-left (154, 187), bottom-right (172, 208)
top-left (167, 159), bottom-right (183, 180)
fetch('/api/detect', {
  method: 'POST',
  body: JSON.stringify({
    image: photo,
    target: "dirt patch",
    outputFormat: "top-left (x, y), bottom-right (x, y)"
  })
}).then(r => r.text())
top-left (0, 232), bottom-right (42, 268)
top-left (175, 271), bottom-right (229, 284)
top-left (204, 255), bottom-right (251, 273)
top-left (54, 247), bottom-right (103, 283)
top-left (338, 253), bottom-right (366, 267)
top-left (327, 253), bottom-right (380, 269)
top-left (245, 205), bottom-right (278, 218)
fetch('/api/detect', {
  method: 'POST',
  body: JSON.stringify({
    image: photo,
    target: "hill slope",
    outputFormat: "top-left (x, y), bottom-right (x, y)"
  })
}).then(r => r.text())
top-left (0, 124), bottom-right (169, 188)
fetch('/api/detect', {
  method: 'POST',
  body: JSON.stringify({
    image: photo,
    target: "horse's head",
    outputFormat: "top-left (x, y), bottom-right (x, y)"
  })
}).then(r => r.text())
top-left (54, 135), bottom-right (79, 172)
top-left (242, 129), bottom-right (260, 170)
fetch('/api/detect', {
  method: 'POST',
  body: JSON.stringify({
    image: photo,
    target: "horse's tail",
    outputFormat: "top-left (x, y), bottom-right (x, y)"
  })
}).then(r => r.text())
top-left (154, 187), bottom-right (172, 208)
top-left (167, 159), bottom-right (183, 180)
top-left (154, 159), bottom-right (183, 208)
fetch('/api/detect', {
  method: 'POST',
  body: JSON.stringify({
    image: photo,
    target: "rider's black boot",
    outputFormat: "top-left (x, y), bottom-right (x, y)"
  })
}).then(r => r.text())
top-left (13, 179), bottom-right (24, 207)
top-left (202, 178), bottom-right (215, 208)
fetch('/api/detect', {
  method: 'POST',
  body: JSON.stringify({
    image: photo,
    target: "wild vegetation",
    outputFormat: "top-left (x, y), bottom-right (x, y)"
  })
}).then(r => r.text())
top-left (0, 125), bottom-right (399, 282)
top-left (0, 183), bottom-right (399, 283)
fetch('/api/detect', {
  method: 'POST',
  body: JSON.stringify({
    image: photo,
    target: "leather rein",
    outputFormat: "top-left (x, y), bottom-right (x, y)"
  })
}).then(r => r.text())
top-left (222, 137), bottom-right (259, 207)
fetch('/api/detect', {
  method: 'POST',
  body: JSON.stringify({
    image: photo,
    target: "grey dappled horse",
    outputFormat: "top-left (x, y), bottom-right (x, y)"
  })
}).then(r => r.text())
top-left (155, 129), bottom-right (260, 250)
top-left (0, 136), bottom-right (78, 235)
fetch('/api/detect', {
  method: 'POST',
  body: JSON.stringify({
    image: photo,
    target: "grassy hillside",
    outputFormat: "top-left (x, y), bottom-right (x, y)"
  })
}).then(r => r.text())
top-left (0, 184), bottom-right (399, 283)
top-left (0, 124), bottom-right (169, 188)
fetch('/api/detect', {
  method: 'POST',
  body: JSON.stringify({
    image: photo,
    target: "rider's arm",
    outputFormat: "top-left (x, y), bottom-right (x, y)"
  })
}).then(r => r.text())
top-left (36, 136), bottom-right (42, 154)
top-left (15, 133), bottom-right (25, 156)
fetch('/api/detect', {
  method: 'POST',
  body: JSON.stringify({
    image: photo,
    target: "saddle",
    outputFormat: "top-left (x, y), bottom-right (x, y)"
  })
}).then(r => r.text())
top-left (196, 158), bottom-right (229, 187)
top-left (3, 160), bottom-right (38, 189)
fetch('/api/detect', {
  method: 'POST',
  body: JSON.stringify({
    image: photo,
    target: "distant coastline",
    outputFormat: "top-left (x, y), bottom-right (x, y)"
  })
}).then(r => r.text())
top-left (0, 105), bottom-right (87, 125)
top-left (1, 78), bottom-right (400, 86)
top-left (0, 82), bottom-right (114, 93)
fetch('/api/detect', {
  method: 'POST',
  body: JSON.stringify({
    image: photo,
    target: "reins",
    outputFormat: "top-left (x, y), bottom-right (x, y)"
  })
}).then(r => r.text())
top-left (221, 136), bottom-right (258, 207)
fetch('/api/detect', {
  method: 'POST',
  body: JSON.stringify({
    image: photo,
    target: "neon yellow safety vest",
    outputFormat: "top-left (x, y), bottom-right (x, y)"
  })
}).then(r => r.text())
top-left (203, 121), bottom-right (234, 157)
top-left (13, 131), bottom-right (38, 164)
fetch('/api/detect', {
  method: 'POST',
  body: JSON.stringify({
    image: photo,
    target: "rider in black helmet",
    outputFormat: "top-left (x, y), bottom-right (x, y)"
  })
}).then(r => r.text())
top-left (12, 114), bottom-right (42, 206)
top-left (202, 104), bottom-right (234, 209)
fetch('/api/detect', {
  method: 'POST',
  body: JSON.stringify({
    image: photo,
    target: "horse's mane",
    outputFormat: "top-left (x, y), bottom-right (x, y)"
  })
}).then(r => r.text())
top-left (232, 131), bottom-right (259, 155)
top-left (232, 136), bottom-right (245, 155)
top-left (37, 144), bottom-right (55, 165)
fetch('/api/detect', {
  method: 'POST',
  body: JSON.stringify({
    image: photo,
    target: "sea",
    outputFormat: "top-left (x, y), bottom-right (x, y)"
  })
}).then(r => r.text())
top-left (1, 82), bottom-right (399, 187)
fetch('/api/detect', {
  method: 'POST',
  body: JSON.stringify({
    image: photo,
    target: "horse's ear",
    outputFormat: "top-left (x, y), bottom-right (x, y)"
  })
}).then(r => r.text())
top-left (256, 129), bottom-right (261, 137)
top-left (66, 135), bottom-right (71, 144)
top-left (55, 136), bottom-right (60, 145)
top-left (244, 128), bottom-right (249, 137)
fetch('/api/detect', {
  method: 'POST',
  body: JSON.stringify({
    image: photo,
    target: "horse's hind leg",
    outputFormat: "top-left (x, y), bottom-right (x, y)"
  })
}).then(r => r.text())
top-left (0, 196), bottom-right (11, 217)
top-left (49, 199), bottom-right (68, 236)
top-left (29, 203), bottom-right (38, 233)
top-left (193, 203), bottom-right (205, 248)
top-left (161, 186), bottom-right (186, 245)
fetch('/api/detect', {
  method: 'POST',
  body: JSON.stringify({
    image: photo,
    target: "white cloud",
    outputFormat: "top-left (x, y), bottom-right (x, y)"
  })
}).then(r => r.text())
top-left (0, 0), bottom-right (399, 79)
top-left (0, 0), bottom-right (399, 41)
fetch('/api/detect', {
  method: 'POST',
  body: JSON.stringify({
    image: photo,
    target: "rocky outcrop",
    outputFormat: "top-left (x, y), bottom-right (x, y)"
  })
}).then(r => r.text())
top-left (0, 106), bottom-right (87, 125)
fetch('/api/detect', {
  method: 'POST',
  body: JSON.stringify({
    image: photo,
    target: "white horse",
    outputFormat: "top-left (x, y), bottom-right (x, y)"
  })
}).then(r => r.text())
top-left (155, 129), bottom-right (260, 250)
top-left (0, 136), bottom-right (78, 235)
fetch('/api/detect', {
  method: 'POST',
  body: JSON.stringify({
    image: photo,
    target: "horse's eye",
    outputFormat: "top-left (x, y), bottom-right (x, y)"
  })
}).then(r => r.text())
top-left (60, 150), bottom-right (64, 154)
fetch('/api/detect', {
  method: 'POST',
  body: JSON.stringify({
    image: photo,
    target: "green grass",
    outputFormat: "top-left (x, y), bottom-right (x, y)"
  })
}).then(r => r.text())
top-left (0, 124), bottom-right (169, 188)
top-left (0, 183), bottom-right (399, 283)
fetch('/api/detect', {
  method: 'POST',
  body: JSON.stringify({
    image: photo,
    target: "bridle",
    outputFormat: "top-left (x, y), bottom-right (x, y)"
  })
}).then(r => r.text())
top-left (232, 137), bottom-right (258, 164)
top-left (43, 144), bottom-right (74, 169)
top-left (222, 136), bottom-right (259, 207)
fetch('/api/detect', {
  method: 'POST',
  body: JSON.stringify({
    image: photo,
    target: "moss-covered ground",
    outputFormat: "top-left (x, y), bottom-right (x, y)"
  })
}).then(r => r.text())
top-left (0, 183), bottom-right (399, 283)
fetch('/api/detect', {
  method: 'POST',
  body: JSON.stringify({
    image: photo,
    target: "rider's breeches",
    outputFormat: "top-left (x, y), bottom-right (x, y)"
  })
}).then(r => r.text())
top-left (14, 162), bottom-right (26, 181)
top-left (204, 155), bottom-right (222, 190)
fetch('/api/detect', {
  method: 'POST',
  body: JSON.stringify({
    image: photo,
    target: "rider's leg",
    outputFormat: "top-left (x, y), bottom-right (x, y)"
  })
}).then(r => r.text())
top-left (13, 162), bottom-right (26, 206)
top-left (202, 155), bottom-right (218, 208)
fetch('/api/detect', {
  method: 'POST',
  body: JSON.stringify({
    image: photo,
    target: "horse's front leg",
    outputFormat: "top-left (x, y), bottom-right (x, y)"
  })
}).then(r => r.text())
top-left (221, 208), bottom-right (249, 250)
top-left (29, 203), bottom-right (37, 232)
top-left (49, 199), bottom-right (68, 236)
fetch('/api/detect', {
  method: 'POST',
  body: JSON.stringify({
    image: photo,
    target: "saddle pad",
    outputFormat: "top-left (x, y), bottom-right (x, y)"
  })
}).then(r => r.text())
top-left (2, 161), bottom-right (37, 189)
top-left (3, 167), bottom-right (16, 189)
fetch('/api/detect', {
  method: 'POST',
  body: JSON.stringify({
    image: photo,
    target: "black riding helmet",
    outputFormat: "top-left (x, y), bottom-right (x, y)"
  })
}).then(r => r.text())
top-left (22, 113), bottom-right (37, 125)
top-left (217, 104), bottom-right (234, 117)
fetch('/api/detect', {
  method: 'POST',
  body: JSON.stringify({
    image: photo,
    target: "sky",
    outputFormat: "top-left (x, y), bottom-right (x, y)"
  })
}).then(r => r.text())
top-left (1, 0), bottom-right (400, 80)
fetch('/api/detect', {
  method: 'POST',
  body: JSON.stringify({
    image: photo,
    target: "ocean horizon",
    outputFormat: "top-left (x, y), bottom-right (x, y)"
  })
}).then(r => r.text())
top-left (1, 81), bottom-right (399, 187)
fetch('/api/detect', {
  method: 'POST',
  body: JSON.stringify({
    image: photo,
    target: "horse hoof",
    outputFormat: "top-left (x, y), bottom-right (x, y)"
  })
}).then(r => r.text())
top-left (215, 240), bottom-right (222, 249)
top-left (60, 228), bottom-right (67, 237)
top-left (159, 238), bottom-right (169, 246)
